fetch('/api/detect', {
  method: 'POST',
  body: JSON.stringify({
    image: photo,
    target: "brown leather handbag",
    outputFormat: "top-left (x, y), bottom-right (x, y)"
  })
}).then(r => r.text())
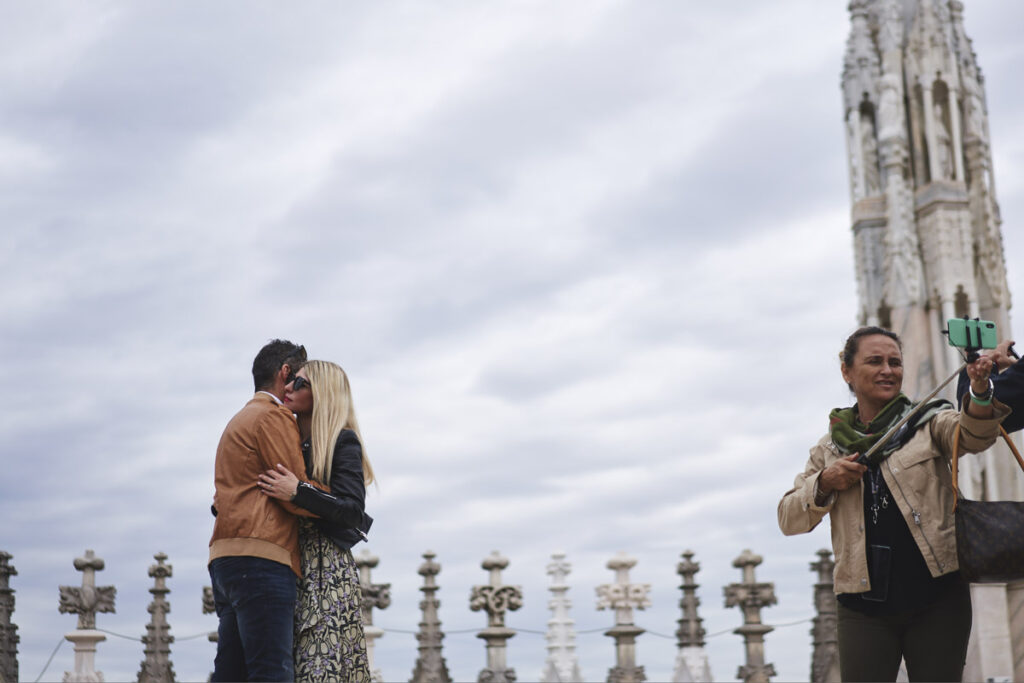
top-left (952, 425), bottom-right (1024, 583)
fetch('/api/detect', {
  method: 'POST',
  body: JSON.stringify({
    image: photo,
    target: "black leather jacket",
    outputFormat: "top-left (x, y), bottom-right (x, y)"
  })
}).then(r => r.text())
top-left (291, 429), bottom-right (373, 550)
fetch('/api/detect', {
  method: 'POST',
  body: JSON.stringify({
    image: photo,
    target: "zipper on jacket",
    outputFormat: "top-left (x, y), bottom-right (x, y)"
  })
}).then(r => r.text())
top-left (884, 459), bottom-right (940, 568)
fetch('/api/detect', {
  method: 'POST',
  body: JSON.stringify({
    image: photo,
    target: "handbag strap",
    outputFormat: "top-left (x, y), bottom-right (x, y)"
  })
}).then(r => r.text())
top-left (952, 424), bottom-right (1024, 512)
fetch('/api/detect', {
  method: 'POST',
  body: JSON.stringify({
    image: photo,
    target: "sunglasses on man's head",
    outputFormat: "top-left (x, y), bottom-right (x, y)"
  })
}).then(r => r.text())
top-left (291, 376), bottom-right (312, 392)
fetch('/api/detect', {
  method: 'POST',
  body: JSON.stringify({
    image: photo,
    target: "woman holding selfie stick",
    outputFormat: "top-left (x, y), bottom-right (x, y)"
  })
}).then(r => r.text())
top-left (778, 326), bottom-right (1007, 682)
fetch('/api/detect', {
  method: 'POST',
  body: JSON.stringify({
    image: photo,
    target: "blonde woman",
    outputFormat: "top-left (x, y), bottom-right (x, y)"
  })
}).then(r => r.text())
top-left (258, 360), bottom-right (373, 682)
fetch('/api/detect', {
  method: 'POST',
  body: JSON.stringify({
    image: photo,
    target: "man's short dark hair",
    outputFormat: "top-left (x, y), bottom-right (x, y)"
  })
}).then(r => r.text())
top-left (252, 339), bottom-right (307, 391)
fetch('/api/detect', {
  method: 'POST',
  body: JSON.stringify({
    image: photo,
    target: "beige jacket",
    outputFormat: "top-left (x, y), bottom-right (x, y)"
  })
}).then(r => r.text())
top-left (777, 401), bottom-right (1009, 594)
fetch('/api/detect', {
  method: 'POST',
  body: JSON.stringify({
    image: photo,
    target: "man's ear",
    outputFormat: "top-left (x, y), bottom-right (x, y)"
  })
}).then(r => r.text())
top-left (278, 364), bottom-right (292, 384)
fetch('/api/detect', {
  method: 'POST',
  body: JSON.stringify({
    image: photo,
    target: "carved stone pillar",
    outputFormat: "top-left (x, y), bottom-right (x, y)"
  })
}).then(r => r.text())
top-left (410, 551), bottom-right (452, 683)
top-left (596, 551), bottom-right (650, 683)
top-left (58, 549), bottom-right (116, 683)
top-left (809, 550), bottom-right (839, 683)
top-left (540, 552), bottom-right (581, 683)
top-left (470, 551), bottom-right (523, 683)
top-left (672, 551), bottom-right (711, 682)
top-left (723, 549), bottom-right (776, 683)
top-left (137, 553), bottom-right (174, 683)
top-left (0, 552), bottom-right (18, 683)
top-left (355, 549), bottom-right (391, 683)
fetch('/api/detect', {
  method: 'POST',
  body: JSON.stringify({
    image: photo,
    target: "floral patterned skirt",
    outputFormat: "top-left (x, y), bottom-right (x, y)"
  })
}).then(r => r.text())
top-left (295, 520), bottom-right (371, 683)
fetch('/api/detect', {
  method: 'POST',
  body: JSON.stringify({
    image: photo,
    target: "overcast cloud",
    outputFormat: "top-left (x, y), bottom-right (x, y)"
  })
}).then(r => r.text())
top-left (3, 1), bottom-right (1024, 681)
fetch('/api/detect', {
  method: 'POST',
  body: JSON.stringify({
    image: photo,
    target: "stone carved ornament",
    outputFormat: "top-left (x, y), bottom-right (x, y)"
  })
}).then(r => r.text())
top-left (595, 583), bottom-right (652, 611)
top-left (58, 586), bottom-right (116, 630)
top-left (469, 585), bottom-right (523, 625)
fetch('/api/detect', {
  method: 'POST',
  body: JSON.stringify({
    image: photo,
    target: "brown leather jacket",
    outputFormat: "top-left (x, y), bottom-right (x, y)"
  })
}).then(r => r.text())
top-left (778, 401), bottom-right (1009, 594)
top-left (209, 393), bottom-right (318, 576)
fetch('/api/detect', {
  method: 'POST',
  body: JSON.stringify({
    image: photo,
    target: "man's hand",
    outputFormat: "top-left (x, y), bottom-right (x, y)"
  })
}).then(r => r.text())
top-left (258, 464), bottom-right (300, 501)
top-left (986, 339), bottom-right (1018, 372)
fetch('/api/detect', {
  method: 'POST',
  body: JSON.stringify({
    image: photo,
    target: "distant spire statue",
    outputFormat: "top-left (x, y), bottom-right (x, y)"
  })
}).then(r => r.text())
top-left (723, 549), bottom-right (775, 683)
top-left (809, 550), bottom-right (839, 683)
top-left (355, 548), bottom-right (391, 683)
top-left (672, 551), bottom-right (711, 682)
top-left (470, 550), bottom-right (522, 683)
top-left (137, 553), bottom-right (174, 683)
top-left (0, 551), bottom-right (18, 683)
top-left (540, 552), bottom-right (581, 683)
top-left (596, 551), bottom-right (650, 683)
top-left (410, 551), bottom-right (452, 683)
top-left (58, 549), bottom-right (116, 683)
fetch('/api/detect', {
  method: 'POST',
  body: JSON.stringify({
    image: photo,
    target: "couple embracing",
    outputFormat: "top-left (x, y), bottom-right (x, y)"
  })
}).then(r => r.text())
top-left (208, 339), bottom-right (374, 682)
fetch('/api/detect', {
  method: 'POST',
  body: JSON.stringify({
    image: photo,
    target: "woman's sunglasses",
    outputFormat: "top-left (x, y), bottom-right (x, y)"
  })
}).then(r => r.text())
top-left (291, 376), bottom-right (312, 392)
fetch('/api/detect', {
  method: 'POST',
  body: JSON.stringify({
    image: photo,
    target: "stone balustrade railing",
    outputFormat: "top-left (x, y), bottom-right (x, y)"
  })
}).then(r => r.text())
top-left (0, 547), bottom-right (839, 683)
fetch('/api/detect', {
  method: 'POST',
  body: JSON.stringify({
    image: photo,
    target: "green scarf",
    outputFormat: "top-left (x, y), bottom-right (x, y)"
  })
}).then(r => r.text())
top-left (829, 393), bottom-right (952, 465)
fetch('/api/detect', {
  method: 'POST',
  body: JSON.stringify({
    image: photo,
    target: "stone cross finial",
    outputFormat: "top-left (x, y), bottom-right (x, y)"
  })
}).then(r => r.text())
top-left (59, 549), bottom-right (116, 683)
top-left (809, 550), bottom-right (839, 683)
top-left (138, 553), bottom-right (175, 683)
top-left (540, 552), bottom-right (581, 683)
top-left (0, 551), bottom-right (19, 683)
top-left (355, 548), bottom-right (390, 683)
top-left (410, 551), bottom-right (452, 683)
top-left (596, 551), bottom-right (649, 683)
top-left (470, 550), bottom-right (522, 683)
top-left (723, 549), bottom-right (776, 683)
top-left (672, 550), bottom-right (712, 683)
top-left (59, 550), bottom-right (116, 630)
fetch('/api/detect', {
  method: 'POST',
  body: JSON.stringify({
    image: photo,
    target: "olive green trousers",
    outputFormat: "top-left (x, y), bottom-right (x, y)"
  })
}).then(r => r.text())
top-left (836, 580), bottom-right (972, 682)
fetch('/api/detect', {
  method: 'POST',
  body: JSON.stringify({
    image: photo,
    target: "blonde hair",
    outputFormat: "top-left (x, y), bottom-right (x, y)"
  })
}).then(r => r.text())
top-left (303, 360), bottom-right (375, 487)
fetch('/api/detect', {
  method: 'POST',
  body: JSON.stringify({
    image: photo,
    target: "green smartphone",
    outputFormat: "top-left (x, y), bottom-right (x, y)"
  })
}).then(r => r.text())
top-left (946, 318), bottom-right (998, 349)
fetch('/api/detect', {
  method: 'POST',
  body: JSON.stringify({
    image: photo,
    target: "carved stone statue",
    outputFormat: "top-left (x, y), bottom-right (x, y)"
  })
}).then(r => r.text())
top-left (860, 112), bottom-right (882, 195)
top-left (540, 552), bottom-right (581, 683)
top-left (723, 550), bottom-right (776, 683)
top-left (809, 550), bottom-right (839, 683)
top-left (0, 552), bottom-right (18, 683)
top-left (59, 550), bottom-right (116, 683)
top-left (470, 551), bottom-right (522, 683)
top-left (596, 551), bottom-right (650, 683)
top-left (137, 553), bottom-right (175, 683)
top-left (673, 551), bottom-right (712, 682)
top-left (355, 549), bottom-right (390, 683)
top-left (933, 102), bottom-right (954, 180)
top-left (877, 73), bottom-right (903, 140)
top-left (410, 551), bottom-right (452, 683)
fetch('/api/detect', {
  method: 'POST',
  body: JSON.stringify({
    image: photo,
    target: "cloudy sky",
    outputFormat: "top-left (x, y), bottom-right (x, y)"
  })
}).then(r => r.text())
top-left (3, 1), bottom-right (1024, 681)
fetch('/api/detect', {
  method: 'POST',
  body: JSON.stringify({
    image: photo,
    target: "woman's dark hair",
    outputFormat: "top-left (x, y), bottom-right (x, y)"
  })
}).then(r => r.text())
top-left (840, 326), bottom-right (902, 367)
top-left (252, 339), bottom-right (307, 391)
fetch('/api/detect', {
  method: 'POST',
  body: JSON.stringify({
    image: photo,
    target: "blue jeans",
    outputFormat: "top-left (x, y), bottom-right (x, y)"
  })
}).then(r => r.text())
top-left (209, 556), bottom-right (296, 682)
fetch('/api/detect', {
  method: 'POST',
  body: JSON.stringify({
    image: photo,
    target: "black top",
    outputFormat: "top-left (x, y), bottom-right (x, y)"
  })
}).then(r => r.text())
top-left (291, 429), bottom-right (373, 550)
top-left (837, 465), bottom-right (961, 615)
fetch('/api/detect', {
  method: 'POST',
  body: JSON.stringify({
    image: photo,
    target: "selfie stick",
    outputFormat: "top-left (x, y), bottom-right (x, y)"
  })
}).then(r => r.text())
top-left (853, 354), bottom-right (976, 466)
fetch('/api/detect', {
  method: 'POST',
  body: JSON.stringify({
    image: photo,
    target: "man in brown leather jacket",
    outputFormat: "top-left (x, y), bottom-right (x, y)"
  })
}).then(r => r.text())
top-left (208, 339), bottom-right (317, 682)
